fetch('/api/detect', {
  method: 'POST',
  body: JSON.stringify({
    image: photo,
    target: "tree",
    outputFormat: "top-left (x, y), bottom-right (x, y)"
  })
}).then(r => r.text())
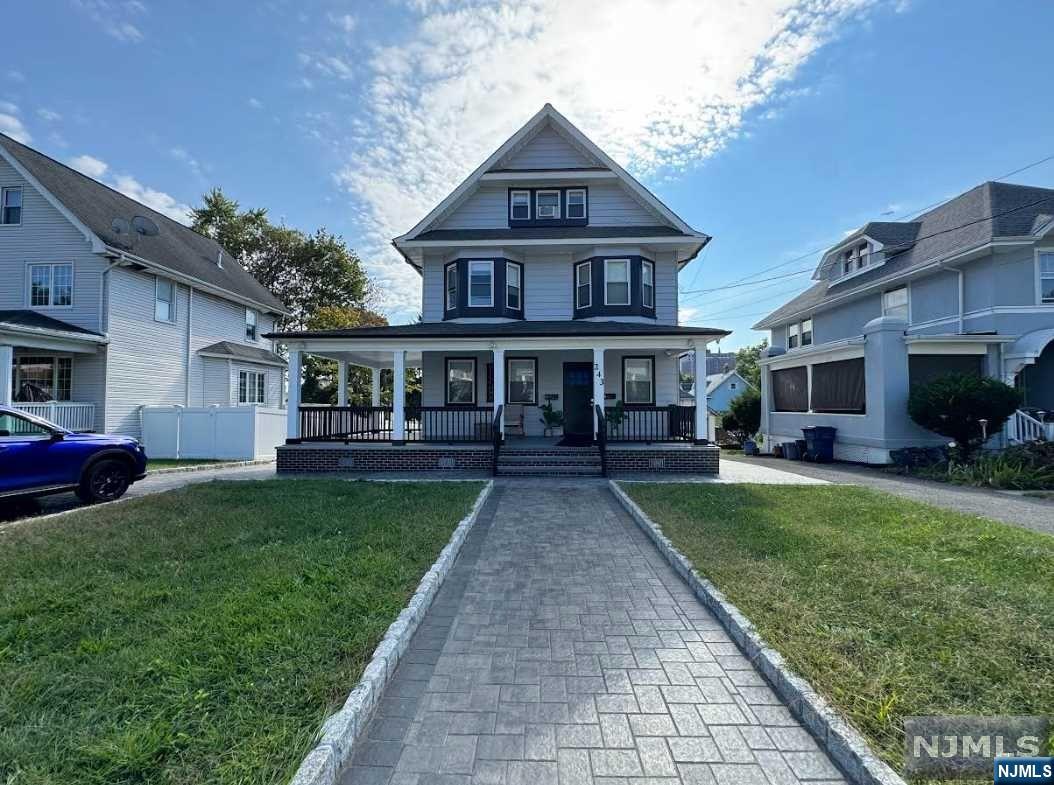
top-left (726, 387), bottom-right (761, 441)
top-left (734, 339), bottom-right (767, 389)
top-left (907, 373), bottom-right (1021, 459)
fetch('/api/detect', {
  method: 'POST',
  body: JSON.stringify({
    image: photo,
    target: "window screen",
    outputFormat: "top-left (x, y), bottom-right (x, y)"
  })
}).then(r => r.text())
top-left (811, 358), bottom-right (866, 414)
top-left (772, 366), bottom-right (808, 412)
top-left (908, 354), bottom-right (983, 388)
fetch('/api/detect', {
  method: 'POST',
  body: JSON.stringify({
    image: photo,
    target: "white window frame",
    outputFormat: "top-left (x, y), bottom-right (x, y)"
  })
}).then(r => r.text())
top-left (28, 262), bottom-right (74, 309)
top-left (1037, 249), bottom-right (1054, 305)
top-left (506, 261), bottom-right (522, 310)
top-left (575, 261), bottom-right (592, 309)
top-left (445, 262), bottom-right (458, 310)
top-left (535, 189), bottom-right (561, 220)
top-left (506, 357), bottom-right (537, 405)
top-left (882, 286), bottom-right (909, 320)
top-left (154, 276), bottom-right (176, 323)
top-left (641, 259), bottom-right (654, 309)
top-left (604, 258), bottom-right (631, 306)
top-left (788, 322), bottom-right (799, 349)
top-left (800, 318), bottom-right (813, 347)
top-left (238, 369), bottom-right (266, 405)
top-left (622, 356), bottom-right (655, 405)
top-left (445, 357), bottom-right (477, 405)
top-left (509, 190), bottom-right (531, 221)
top-left (245, 308), bottom-right (258, 342)
top-left (1, 186), bottom-right (23, 226)
top-left (467, 260), bottom-right (494, 307)
top-left (566, 188), bottom-right (587, 220)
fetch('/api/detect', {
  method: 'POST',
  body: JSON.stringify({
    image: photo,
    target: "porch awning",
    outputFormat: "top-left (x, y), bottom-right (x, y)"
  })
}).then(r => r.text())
top-left (0, 310), bottom-right (106, 352)
top-left (198, 340), bottom-right (287, 367)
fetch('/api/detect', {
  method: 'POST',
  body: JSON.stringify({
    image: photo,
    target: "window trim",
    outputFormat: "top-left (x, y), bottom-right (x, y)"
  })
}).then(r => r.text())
top-left (28, 262), bottom-right (74, 309)
top-left (565, 188), bottom-right (587, 220)
top-left (788, 322), bottom-right (799, 349)
top-left (505, 356), bottom-right (538, 405)
top-left (445, 356), bottom-right (478, 406)
top-left (622, 355), bottom-right (655, 406)
top-left (467, 260), bottom-right (494, 308)
top-left (641, 259), bottom-right (655, 309)
top-left (237, 368), bottom-right (266, 405)
top-left (445, 262), bottom-right (458, 311)
top-left (245, 308), bottom-right (258, 342)
top-left (800, 318), bottom-right (813, 347)
top-left (575, 260), bottom-right (592, 309)
top-left (154, 275), bottom-right (176, 323)
top-left (1, 186), bottom-right (23, 226)
top-left (535, 189), bottom-right (561, 220)
top-left (509, 190), bottom-right (531, 221)
top-left (505, 261), bottom-right (522, 311)
top-left (1037, 248), bottom-right (1054, 305)
top-left (882, 285), bottom-right (909, 321)
top-left (604, 258), bottom-right (631, 306)
top-left (12, 354), bottom-right (73, 402)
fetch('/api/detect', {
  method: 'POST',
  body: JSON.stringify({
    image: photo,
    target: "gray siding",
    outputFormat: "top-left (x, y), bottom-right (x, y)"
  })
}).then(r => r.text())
top-left (810, 294), bottom-right (881, 344)
top-left (498, 126), bottom-right (597, 170)
top-left (910, 269), bottom-right (958, 324)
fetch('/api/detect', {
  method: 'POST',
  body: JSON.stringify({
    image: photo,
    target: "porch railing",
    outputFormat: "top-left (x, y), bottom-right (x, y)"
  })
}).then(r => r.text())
top-left (298, 405), bottom-right (494, 443)
top-left (1006, 409), bottom-right (1051, 443)
top-left (605, 404), bottom-right (695, 443)
top-left (15, 402), bottom-right (96, 432)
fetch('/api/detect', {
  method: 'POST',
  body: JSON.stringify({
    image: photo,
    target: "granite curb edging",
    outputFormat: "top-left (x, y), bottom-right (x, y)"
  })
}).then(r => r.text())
top-left (608, 480), bottom-right (906, 785)
top-left (148, 458), bottom-right (275, 475)
top-left (288, 480), bottom-right (495, 785)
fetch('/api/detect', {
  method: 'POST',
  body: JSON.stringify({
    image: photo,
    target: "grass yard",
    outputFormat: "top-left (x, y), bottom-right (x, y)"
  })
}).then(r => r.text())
top-left (623, 483), bottom-right (1054, 780)
top-left (146, 459), bottom-right (226, 471)
top-left (0, 479), bottom-right (485, 785)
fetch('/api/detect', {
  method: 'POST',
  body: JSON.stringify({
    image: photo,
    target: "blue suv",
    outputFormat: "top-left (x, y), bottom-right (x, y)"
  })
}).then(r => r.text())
top-left (0, 406), bottom-right (147, 504)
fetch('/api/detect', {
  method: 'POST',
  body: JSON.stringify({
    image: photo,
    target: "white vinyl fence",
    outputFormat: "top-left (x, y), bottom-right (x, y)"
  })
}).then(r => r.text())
top-left (141, 405), bottom-right (286, 460)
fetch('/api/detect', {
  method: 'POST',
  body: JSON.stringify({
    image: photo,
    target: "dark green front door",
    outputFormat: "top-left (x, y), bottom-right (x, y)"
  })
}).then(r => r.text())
top-left (562, 362), bottom-right (593, 436)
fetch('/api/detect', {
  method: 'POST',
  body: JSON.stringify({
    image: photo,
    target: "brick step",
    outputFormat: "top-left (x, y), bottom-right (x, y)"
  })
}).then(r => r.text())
top-left (496, 466), bottom-right (603, 477)
top-left (498, 455), bottom-right (601, 467)
top-left (500, 448), bottom-right (599, 456)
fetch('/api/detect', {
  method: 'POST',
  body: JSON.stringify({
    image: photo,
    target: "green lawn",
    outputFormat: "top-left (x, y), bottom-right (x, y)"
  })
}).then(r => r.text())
top-left (0, 479), bottom-right (484, 785)
top-left (146, 459), bottom-right (225, 471)
top-left (623, 483), bottom-right (1054, 780)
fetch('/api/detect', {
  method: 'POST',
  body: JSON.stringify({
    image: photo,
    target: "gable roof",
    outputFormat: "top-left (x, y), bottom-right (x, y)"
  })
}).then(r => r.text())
top-left (394, 104), bottom-right (709, 264)
top-left (705, 369), bottom-right (751, 395)
top-left (0, 133), bottom-right (286, 314)
top-left (754, 181), bottom-right (1054, 329)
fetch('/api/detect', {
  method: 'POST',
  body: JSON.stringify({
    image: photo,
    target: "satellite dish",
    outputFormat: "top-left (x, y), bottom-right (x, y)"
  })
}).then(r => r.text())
top-left (132, 215), bottom-right (160, 237)
top-left (111, 217), bottom-right (131, 236)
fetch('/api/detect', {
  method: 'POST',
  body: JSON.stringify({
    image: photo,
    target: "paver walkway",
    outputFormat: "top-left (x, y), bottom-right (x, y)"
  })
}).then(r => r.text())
top-left (344, 484), bottom-right (847, 785)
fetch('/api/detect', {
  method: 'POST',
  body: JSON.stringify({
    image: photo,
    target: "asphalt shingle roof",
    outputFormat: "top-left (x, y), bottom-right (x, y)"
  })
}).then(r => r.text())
top-left (0, 309), bottom-right (103, 337)
top-left (0, 133), bottom-right (285, 313)
top-left (755, 181), bottom-right (1054, 329)
top-left (267, 320), bottom-right (729, 341)
top-left (198, 340), bottom-right (286, 365)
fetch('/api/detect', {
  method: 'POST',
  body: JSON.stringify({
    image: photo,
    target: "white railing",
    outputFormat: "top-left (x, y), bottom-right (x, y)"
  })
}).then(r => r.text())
top-left (15, 402), bottom-right (96, 432)
top-left (1006, 409), bottom-right (1048, 444)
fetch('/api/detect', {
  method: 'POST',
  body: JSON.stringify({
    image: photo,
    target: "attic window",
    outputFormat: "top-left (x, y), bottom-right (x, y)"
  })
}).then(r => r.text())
top-left (536, 190), bottom-right (560, 219)
top-left (566, 189), bottom-right (587, 220)
top-left (839, 242), bottom-right (870, 277)
top-left (1, 187), bottom-right (22, 225)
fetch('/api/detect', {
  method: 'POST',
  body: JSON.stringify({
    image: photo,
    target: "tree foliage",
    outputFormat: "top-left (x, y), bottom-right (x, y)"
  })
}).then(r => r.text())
top-left (907, 373), bottom-right (1021, 458)
top-left (734, 339), bottom-right (767, 389)
top-left (720, 388), bottom-right (761, 443)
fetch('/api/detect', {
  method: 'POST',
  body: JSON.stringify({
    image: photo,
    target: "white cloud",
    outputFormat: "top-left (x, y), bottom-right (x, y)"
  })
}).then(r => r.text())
top-left (248, 97), bottom-right (264, 109)
top-left (330, 12), bottom-right (357, 34)
top-left (169, 146), bottom-right (206, 181)
top-left (0, 101), bottom-right (19, 115)
top-left (69, 153), bottom-right (192, 224)
top-left (38, 108), bottom-right (62, 122)
top-left (6, 70), bottom-right (26, 83)
top-left (0, 113), bottom-right (31, 143)
top-left (323, 0), bottom-right (886, 320)
top-left (73, 0), bottom-right (147, 43)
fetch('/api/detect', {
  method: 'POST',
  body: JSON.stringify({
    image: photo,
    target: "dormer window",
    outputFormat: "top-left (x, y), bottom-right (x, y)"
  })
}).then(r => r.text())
top-left (838, 242), bottom-right (871, 278)
top-left (536, 190), bottom-right (560, 219)
top-left (566, 189), bottom-right (586, 220)
top-left (510, 190), bottom-right (530, 221)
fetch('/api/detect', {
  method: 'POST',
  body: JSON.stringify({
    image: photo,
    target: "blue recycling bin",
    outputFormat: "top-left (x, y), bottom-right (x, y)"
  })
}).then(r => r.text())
top-left (801, 426), bottom-right (837, 463)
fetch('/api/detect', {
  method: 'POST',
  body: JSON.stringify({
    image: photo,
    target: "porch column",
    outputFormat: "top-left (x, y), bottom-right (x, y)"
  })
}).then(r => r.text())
top-left (370, 367), bottom-right (382, 407)
top-left (492, 347), bottom-right (505, 438)
top-left (392, 350), bottom-right (406, 444)
top-left (592, 347), bottom-right (605, 434)
top-left (692, 342), bottom-right (708, 443)
top-left (286, 348), bottom-right (302, 440)
top-left (0, 345), bottom-right (12, 406)
top-left (336, 360), bottom-right (348, 407)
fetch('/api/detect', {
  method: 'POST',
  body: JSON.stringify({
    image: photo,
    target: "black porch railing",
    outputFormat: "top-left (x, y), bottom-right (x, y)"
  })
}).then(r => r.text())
top-left (298, 405), bottom-right (494, 443)
top-left (605, 404), bottom-right (696, 443)
top-left (406, 406), bottom-right (493, 443)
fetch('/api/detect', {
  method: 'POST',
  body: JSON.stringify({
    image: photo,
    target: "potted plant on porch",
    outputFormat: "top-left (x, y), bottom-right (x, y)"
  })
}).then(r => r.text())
top-left (539, 401), bottom-right (565, 437)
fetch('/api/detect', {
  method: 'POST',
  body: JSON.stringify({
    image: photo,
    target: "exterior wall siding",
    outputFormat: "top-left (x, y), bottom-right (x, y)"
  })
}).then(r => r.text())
top-left (498, 126), bottom-right (597, 170)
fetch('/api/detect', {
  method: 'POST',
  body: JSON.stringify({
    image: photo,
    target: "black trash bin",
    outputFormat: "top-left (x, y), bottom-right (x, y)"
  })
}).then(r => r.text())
top-left (801, 426), bottom-right (837, 463)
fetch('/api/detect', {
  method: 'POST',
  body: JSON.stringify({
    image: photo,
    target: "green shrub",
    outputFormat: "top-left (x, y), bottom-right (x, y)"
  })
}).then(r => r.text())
top-left (907, 373), bottom-right (1020, 458)
top-left (917, 442), bottom-right (1054, 490)
top-left (727, 388), bottom-right (761, 439)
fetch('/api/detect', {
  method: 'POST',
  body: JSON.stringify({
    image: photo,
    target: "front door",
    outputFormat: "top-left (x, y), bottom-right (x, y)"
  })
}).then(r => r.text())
top-left (562, 362), bottom-right (594, 437)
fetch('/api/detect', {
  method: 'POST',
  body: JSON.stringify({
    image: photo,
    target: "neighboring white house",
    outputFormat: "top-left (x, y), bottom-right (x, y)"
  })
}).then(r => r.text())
top-left (0, 132), bottom-right (287, 440)
top-left (270, 104), bottom-right (728, 475)
top-left (754, 181), bottom-right (1054, 463)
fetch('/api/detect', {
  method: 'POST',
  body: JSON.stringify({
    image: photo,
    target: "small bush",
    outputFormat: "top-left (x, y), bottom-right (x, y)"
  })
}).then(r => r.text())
top-left (915, 442), bottom-right (1054, 490)
top-left (907, 373), bottom-right (1020, 458)
top-left (727, 388), bottom-right (761, 438)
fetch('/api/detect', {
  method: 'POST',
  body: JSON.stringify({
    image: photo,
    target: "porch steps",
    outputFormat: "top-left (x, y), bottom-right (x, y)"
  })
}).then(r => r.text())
top-left (495, 447), bottom-right (603, 477)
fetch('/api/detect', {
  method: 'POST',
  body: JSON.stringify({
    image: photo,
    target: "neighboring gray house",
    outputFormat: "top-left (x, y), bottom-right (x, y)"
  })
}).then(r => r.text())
top-left (754, 181), bottom-right (1054, 463)
top-left (0, 133), bottom-right (287, 438)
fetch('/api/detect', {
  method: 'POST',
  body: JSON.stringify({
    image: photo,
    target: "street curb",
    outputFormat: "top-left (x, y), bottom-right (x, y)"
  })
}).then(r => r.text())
top-left (148, 458), bottom-right (275, 475)
top-left (608, 480), bottom-right (906, 785)
top-left (288, 480), bottom-right (495, 785)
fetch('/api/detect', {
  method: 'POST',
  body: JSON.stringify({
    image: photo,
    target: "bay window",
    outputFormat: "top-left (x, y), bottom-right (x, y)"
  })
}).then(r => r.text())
top-left (641, 260), bottom-right (654, 309)
top-left (605, 259), bottom-right (630, 305)
top-left (576, 261), bottom-right (592, 309)
top-left (468, 260), bottom-right (493, 307)
top-left (445, 357), bottom-right (477, 405)
top-left (1040, 252), bottom-right (1054, 303)
top-left (622, 356), bottom-right (654, 405)
top-left (30, 263), bottom-right (73, 308)
top-left (445, 262), bottom-right (457, 310)
top-left (506, 262), bottom-right (522, 310)
top-left (506, 357), bottom-right (537, 405)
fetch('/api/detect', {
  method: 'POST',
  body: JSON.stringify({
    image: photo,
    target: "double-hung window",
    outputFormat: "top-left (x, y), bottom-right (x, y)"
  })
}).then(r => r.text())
top-left (1040, 252), bottom-right (1054, 304)
top-left (788, 322), bottom-right (799, 349)
top-left (445, 263), bottom-right (458, 310)
top-left (623, 357), bottom-right (655, 405)
top-left (506, 262), bottom-right (521, 310)
top-left (882, 286), bottom-right (908, 320)
top-left (468, 260), bottom-right (493, 307)
top-left (566, 188), bottom-right (586, 220)
top-left (800, 318), bottom-right (813, 346)
top-left (575, 261), bottom-right (591, 309)
top-left (510, 190), bottom-right (530, 221)
top-left (245, 308), bottom-right (258, 341)
top-left (154, 276), bottom-right (175, 322)
top-left (605, 259), bottom-right (630, 305)
top-left (641, 260), bottom-right (654, 309)
top-left (13, 356), bottom-right (72, 401)
top-left (788, 318), bottom-right (812, 349)
top-left (30, 263), bottom-right (73, 307)
top-left (238, 369), bottom-right (266, 404)
top-left (1, 186), bottom-right (22, 225)
top-left (535, 190), bottom-right (560, 219)
top-left (445, 358), bottom-right (476, 405)
top-left (506, 357), bottom-right (537, 405)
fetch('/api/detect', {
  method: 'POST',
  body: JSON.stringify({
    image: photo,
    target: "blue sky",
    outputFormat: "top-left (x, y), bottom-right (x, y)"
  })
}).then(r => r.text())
top-left (5, 0), bottom-right (1054, 349)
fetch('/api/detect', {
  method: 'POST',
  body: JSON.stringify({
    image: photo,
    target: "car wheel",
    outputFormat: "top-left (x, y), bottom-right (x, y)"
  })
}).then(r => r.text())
top-left (77, 459), bottom-right (132, 503)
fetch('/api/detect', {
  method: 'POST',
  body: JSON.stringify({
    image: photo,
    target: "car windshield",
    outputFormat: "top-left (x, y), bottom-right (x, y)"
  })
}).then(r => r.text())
top-left (0, 408), bottom-right (69, 435)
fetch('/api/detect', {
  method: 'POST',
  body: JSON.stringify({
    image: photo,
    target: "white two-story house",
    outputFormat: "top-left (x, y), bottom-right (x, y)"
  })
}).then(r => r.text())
top-left (270, 105), bottom-right (727, 476)
top-left (754, 180), bottom-right (1054, 463)
top-left (0, 133), bottom-right (287, 439)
